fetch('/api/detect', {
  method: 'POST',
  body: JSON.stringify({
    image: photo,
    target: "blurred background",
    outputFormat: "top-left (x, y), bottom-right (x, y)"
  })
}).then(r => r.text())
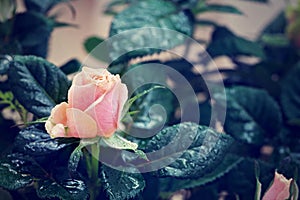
top-left (15, 0), bottom-right (294, 66)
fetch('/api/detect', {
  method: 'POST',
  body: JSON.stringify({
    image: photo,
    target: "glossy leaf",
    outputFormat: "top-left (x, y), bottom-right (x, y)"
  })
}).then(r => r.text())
top-left (0, 154), bottom-right (33, 190)
top-left (68, 144), bottom-right (84, 173)
top-left (102, 133), bottom-right (138, 150)
top-left (100, 165), bottom-right (145, 200)
top-left (214, 86), bottom-right (282, 145)
top-left (14, 124), bottom-right (78, 156)
top-left (281, 63), bottom-right (300, 120)
top-left (37, 179), bottom-right (88, 200)
top-left (159, 154), bottom-right (243, 192)
top-left (8, 55), bottom-right (70, 117)
top-left (207, 26), bottom-right (265, 58)
top-left (109, 0), bottom-right (193, 63)
top-left (138, 122), bottom-right (234, 179)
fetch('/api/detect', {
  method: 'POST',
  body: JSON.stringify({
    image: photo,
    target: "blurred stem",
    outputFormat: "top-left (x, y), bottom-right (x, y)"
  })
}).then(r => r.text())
top-left (86, 142), bottom-right (100, 200)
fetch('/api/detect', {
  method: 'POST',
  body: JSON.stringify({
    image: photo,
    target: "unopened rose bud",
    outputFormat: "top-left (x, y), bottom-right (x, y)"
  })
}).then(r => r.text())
top-left (262, 172), bottom-right (292, 200)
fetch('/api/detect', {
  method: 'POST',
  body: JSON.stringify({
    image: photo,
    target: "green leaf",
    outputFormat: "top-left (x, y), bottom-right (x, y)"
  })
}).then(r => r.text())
top-left (260, 33), bottom-right (290, 47)
top-left (259, 11), bottom-right (286, 35)
top-left (109, 0), bottom-right (193, 63)
top-left (60, 58), bottom-right (81, 75)
top-left (102, 133), bottom-right (148, 160)
top-left (68, 144), bottom-right (84, 173)
top-left (138, 122), bottom-right (234, 179)
top-left (8, 55), bottom-right (70, 118)
top-left (37, 179), bottom-right (88, 200)
top-left (123, 63), bottom-right (174, 132)
top-left (24, 0), bottom-right (71, 13)
top-left (121, 85), bottom-right (165, 120)
top-left (102, 133), bottom-right (138, 150)
top-left (194, 3), bottom-right (243, 15)
top-left (171, 0), bottom-right (198, 9)
top-left (281, 63), bottom-right (300, 120)
top-left (159, 154), bottom-right (243, 192)
top-left (100, 165), bottom-right (145, 200)
top-left (0, 154), bottom-right (33, 190)
top-left (14, 124), bottom-right (78, 156)
top-left (84, 36), bottom-right (109, 63)
top-left (214, 86), bottom-right (282, 145)
top-left (207, 26), bottom-right (265, 58)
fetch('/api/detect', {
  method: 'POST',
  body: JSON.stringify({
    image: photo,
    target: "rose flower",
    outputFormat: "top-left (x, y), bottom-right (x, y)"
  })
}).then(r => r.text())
top-left (45, 67), bottom-right (128, 138)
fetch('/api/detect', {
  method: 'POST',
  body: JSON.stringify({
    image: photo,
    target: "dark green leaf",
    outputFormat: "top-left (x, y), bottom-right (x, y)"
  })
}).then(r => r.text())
top-left (122, 62), bottom-right (174, 132)
top-left (171, 0), bottom-right (198, 9)
top-left (214, 86), bottom-right (282, 145)
top-left (12, 12), bottom-right (53, 57)
top-left (159, 154), bottom-right (243, 192)
top-left (14, 125), bottom-right (78, 156)
top-left (207, 26), bottom-right (265, 58)
top-left (0, 154), bottom-right (33, 190)
top-left (60, 58), bottom-right (81, 75)
top-left (8, 55), bottom-right (70, 117)
top-left (109, 0), bottom-right (193, 63)
top-left (37, 179), bottom-right (88, 200)
top-left (68, 145), bottom-right (84, 173)
top-left (84, 36), bottom-right (109, 63)
top-left (281, 63), bottom-right (300, 120)
top-left (24, 0), bottom-right (71, 13)
top-left (194, 3), bottom-right (243, 15)
top-left (224, 159), bottom-right (274, 199)
top-left (100, 165), bottom-right (145, 200)
top-left (260, 34), bottom-right (289, 47)
top-left (259, 12), bottom-right (286, 35)
top-left (195, 19), bottom-right (218, 27)
top-left (137, 122), bottom-right (234, 179)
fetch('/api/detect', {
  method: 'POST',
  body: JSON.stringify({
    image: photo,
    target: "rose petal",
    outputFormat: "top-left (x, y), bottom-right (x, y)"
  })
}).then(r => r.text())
top-left (73, 67), bottom-right (105, 85)
top-left (115, 82), bottom-right (128, 127)
top-left (66, 108), bottom-right (98, 138)
top-left (68, 83), bottom-right (104, 111)
top-left (85, 81), bottom-right (127, 137)
top-left (50, 102), bottom-right (68, 125)
top-left (50, 124), bottom-right (66, 138)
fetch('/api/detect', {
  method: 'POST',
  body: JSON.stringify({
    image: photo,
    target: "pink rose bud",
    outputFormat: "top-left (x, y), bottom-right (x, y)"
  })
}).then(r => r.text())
top-left (262, 172), bottom-right (292, 200)
top-left (45, 67), bottom-right (128, 138)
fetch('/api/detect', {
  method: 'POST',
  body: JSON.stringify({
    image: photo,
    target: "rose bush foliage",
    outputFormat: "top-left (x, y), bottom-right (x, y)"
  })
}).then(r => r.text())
top-left (0, 0), bottom-right (300, 200)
